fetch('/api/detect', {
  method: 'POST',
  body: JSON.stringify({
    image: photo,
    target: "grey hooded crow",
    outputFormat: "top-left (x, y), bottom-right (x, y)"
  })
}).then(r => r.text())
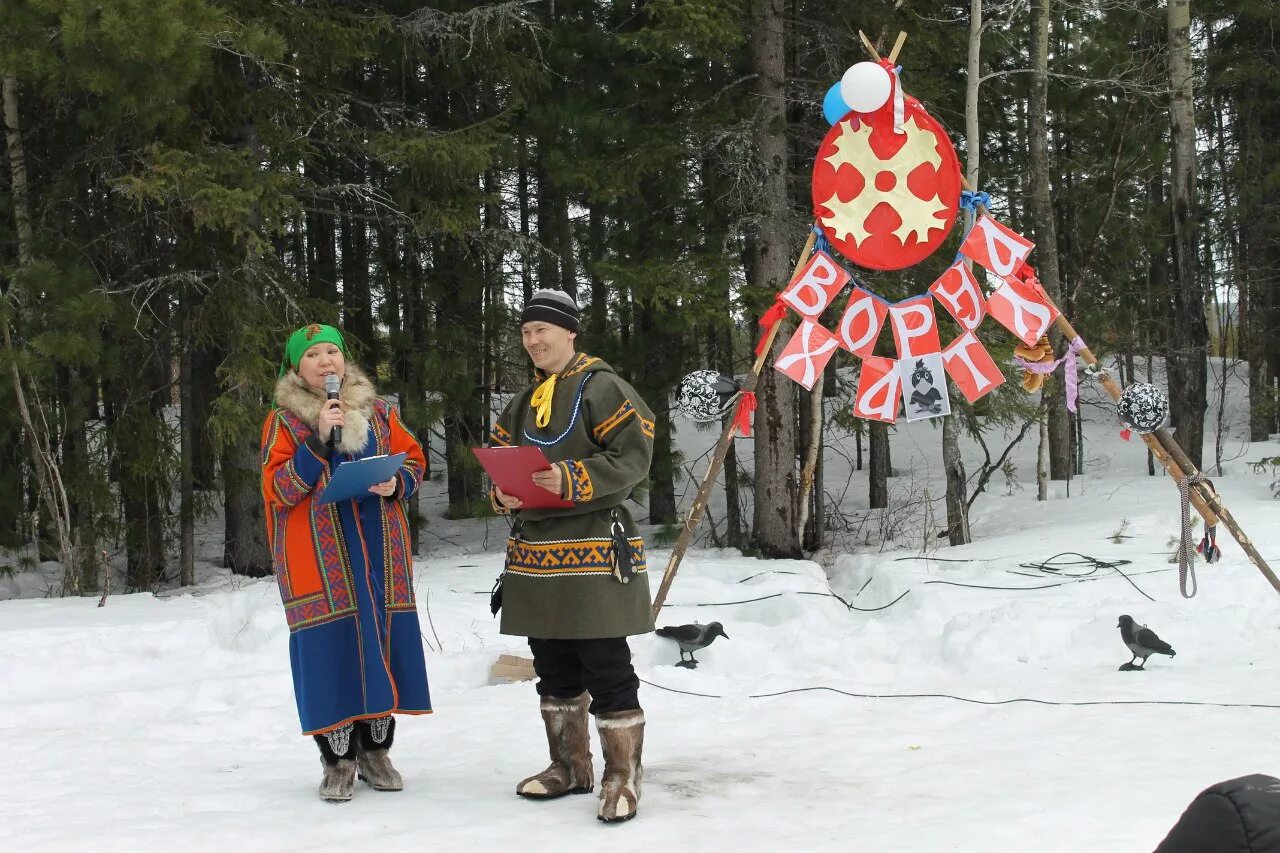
top-left (655, 622), bottom-right (729, 669)
top-left (1118, 614), bottom-right (1176, 671)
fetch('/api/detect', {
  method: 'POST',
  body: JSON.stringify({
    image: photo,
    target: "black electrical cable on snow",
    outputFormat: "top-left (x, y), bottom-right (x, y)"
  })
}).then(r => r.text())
top-left (667, 552), bottom-right (1156, 611)
top-left (636, 678), bottom-right (1280, 710)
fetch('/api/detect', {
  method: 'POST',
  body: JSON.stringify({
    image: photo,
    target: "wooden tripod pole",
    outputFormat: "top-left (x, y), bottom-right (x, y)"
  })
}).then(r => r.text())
top-left (1052, 313), bottom-right (1280, 594)
top-left (960, 174), bottom-right (1277, 594)
top-left (1154, 424), bottom-right (1280, 594)
top-left (650, 228), bottom-right (819, 619)
top-left (1053, 312), bottom-right (1221, 527)
top-left (1057, 313), bottom-right (1277, 587)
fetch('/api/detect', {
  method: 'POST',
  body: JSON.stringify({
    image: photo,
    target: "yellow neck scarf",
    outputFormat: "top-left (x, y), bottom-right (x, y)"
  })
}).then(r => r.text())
top-left (530, 374), bottom-right (557, 428)
top-left (530, 354), bottom-right (581, 428)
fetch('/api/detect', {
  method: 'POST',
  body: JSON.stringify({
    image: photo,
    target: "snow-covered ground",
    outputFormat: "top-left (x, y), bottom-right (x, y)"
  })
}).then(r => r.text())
top-left (3, 356), bottom-right (1280, 851)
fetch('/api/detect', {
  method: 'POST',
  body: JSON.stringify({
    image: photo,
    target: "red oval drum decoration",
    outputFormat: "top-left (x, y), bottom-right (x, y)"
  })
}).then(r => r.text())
top-left (812, 96), bottom-right (962, 271)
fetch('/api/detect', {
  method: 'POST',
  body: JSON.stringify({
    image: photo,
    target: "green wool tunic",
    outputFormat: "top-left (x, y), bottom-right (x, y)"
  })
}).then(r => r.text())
top-left (489, 352), bottom-right (655, 640)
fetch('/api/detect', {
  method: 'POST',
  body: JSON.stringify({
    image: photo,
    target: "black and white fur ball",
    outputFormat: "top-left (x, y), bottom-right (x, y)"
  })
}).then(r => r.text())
top-left (1117, 382), bottom-right (1169, 434)
top-left (676, 370), bottom-right (740, 422)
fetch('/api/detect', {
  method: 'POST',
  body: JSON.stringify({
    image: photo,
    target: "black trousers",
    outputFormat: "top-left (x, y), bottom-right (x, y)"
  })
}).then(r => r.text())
top-left (528, 637), bottom-right (641, 715)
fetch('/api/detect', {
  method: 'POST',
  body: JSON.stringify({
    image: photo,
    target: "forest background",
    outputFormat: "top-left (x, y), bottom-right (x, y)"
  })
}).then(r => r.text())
top-left (0, 0), bottom-right (1276, 595)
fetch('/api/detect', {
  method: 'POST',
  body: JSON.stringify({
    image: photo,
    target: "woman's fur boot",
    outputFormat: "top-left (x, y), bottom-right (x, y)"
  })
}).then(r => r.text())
top-left (315, 723), bottom-right (357, 802)
top-left (355, 716), bottom-right (403, 791)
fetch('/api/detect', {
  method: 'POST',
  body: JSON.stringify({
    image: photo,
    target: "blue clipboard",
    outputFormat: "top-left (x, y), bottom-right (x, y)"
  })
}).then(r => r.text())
top-left (316, 452), bottom-right (407, 505)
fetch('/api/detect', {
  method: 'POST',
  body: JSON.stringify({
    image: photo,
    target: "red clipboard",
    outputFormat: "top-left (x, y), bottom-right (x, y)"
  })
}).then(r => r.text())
top-left (471, 445), bottom-right (574, 510)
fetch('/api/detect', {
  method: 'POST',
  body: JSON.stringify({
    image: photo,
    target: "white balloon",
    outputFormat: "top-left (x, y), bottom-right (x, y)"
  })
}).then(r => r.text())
top-left (839, 62), bottom-right (892, 114)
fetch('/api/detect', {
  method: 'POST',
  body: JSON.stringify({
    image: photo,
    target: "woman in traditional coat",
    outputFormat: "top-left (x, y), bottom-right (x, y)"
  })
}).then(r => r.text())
top-left (260, 323), bottom-right (431, 801)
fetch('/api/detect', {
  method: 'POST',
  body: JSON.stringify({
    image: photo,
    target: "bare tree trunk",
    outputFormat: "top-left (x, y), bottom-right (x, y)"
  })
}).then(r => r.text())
top-left (439, 235), bottom-right (487, 519)
top-left (2, 76), bottom-right (82, 592)
top-left (724, 437), bottom-right (743, 549)
top-left (1029, 0), bottom-right (1059, 494)
top-left (749, 0), bottom-right (799, 557)
top-left (586, 205), bottom-right (608, 339)
top-left (341, 216), bottom-right (375, 358)
top-left (795, 382), bottom-right (823, 545)
top-left (1075, 407), bottom-right (1084, 476)
top-left (225, 437), bottom-right (270, 577)
top-left (535, 144), bottom-right (558, 292)
top-left (965, 0), bottom-right (981, 192)
top-left (1037, 416), bottom-right (1050, 501)
top-left (518, 131), bottom-right (534, 306)
top-left (643, 310), bottom-right (678, 527)
top-left (810, 428), bottom-right (824, 550)
top-left (404, 238), bottom-right (428, 555)
top-left (479, 142), bottom-right (508, 442)
top-left (869, 421), bottom-right (890, 509)
top-left (190, 344), bottom-right (220, 489)
top-left (1028, 0), bottom-right (1073, 481)
top-left (305, 195), bottom-right (338, 303)
top-left (2, 78), bottom-right (33, 257)
top-left (1165, 0), bottom-right (1208, 469)
top-left (1245, 271), bottom-right (1274, 440)
top-left (1146, 352), bottom-right (1157, 475)
top-left (1237, 85), bottom-right (1277, 441)
top-left (941, 420), bottom-right (969, 543)
top-left (941, 0), bottom-right (983, 545)
top-left (555, 187), bottom-right (577, 299)
top-left (717, 322), bottom-right (743, 548)
top-left (179, 295), bottom-right (196, 587)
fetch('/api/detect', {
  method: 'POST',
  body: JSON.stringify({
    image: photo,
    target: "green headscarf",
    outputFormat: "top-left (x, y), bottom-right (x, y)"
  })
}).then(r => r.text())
top-left (280, 324), bottom-right (348, 377)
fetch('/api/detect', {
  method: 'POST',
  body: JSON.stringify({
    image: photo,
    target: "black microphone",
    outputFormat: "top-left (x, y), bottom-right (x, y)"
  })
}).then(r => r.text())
top-left (323, 373), bottom-right (342, 446)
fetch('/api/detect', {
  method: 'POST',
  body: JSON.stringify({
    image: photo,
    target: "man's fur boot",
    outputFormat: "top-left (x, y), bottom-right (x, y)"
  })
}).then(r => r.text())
top-left (596, 708), bottom-right (644, 823)
top-left (355, 716), bottom-right (403, 791)
top-left (517, 692), bottom-right (594, 799)
top-left (315, 723), bottom-right (357, 802)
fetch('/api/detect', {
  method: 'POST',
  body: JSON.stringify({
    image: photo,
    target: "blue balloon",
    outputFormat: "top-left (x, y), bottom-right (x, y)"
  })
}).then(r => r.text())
top-left (822, 82), bottom-right (850, 126)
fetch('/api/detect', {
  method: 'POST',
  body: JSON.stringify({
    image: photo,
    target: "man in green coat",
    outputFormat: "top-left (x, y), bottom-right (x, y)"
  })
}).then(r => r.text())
top-left (490, 289), bottom-right (654, 824)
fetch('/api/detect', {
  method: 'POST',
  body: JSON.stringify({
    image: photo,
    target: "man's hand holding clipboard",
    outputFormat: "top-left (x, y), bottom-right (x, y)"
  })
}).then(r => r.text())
top-left (471, 445), bottom-right (574, 510)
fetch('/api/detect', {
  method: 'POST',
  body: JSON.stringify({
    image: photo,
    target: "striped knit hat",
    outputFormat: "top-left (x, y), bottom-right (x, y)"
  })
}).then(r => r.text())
top-left (520, 289), bottom-right (580, 333)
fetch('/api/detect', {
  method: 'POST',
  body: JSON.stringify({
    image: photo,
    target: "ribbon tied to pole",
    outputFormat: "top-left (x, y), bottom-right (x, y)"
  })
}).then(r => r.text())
top-left (1013, 336), bottom-right (1086, 412)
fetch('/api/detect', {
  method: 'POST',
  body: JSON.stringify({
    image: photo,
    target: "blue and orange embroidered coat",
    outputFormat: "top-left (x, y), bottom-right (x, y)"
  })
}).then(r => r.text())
top-left (260, 365), bottom-right (431, 735)
top-left (489, 353), bottom-right (656, 640)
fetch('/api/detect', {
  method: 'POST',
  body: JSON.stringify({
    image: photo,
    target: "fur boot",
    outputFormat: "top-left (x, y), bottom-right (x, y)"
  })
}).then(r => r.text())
top-left (596, 708), bottom-right (644, 823)
top-left (517, 692), bottom-right (594, 799)
top-left (355, 716), bottom-right (403, 791)
top-left (315, 723), bottom-right (357, 802)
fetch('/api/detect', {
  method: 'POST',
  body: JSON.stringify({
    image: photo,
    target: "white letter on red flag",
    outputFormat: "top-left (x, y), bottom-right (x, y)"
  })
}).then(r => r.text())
top-left (780, 250), bottom-right (850, 319)
top-left (987, 277), bottom-right (1058, 346)
top-left (889, 295), bottom-right (941, 359)
top-left (774, 321), bottom-right (839, 390)
top-left (836, 288), bottom-right (887, 357)
top-left (941, 331), bottom-right (1005, 402)
top-left (929, 261), bottom-right (986, 331)
top-left (853, 356), bottom-right (901, 423)
top-left (959, 214), bottom-right (1035, 279)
